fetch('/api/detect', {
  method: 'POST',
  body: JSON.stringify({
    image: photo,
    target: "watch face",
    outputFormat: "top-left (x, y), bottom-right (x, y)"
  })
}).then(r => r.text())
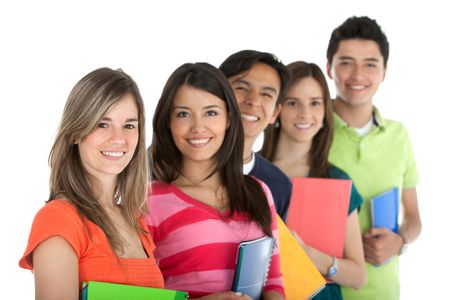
top-left (328, 267), bottom-right (337, 277)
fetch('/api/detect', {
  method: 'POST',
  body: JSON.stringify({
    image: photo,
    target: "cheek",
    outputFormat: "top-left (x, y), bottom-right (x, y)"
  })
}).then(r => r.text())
top-left (235, 93), bottom-right (246, 105)
top-left (280, 109), bottom-right (295, 123)
top-left (169, 123), bottom-right (184, 141)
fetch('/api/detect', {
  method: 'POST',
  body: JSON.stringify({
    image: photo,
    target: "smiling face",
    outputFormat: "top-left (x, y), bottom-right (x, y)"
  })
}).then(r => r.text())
top-left (170, 84), bottom-right (229, 167)
top-left (279, 77), bottom-right (325, 145)
top-left (228, 63), bottom-right (281, 144)
top-left (77, 93), bottom-right (139, 181)
top-left (327, 39), bottom-right (386, 108)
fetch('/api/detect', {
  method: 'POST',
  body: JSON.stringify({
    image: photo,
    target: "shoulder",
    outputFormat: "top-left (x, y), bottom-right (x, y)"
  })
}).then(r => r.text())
top-left (34, 200), bottom-right (82, 226)
top-left (328, 166), bottom-right (351, 180)
top-left (19, 200), bottom-right (87, 269)
top-left (382, 118), bottom-right (409, 133)
top-left (149, 180), bottom-right (172, 196)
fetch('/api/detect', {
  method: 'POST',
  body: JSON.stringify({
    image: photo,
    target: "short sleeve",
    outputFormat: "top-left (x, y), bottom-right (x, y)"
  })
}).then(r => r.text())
top-left (19, 200), bottom-right (88, 270)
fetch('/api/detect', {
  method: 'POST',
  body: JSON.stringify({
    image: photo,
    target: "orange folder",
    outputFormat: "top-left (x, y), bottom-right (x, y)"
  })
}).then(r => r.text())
top-left (277, 215), bottom-right (325, 299)
top-left (287, 177), bottom-right (351, 259)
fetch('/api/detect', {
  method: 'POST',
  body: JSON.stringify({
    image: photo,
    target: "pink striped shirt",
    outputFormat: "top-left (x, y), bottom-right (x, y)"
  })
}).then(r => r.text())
top-left (145, 180), bottom-right (284, 298)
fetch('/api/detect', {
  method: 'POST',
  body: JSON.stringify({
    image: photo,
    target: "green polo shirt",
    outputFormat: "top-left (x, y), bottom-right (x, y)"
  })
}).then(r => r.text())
top-left (329, 107), bottom-right (419, 300)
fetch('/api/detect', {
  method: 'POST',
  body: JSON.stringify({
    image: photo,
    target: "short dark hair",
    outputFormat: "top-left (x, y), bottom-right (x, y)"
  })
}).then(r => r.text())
top-left (219, 50), bottom-right (290, 105)
top-left (327, 16), bottom-right (389, 67)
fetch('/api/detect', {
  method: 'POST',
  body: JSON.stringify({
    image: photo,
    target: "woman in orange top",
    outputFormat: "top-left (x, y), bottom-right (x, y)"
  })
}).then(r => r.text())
top-left (19, 68), bottom-right (164, 299)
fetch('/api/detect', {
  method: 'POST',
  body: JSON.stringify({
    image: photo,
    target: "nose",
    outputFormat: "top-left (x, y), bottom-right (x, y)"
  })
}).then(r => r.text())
top-left (109, 126), bottom-right (126, 145)
top-left (190, 115), bottom-right (206, 133)
top-left (350, 64), bottom-right (364, 81)
top-left (244, 89), bottom-right (261, 107)
top-left (296, 104), bottom-right (310, 118)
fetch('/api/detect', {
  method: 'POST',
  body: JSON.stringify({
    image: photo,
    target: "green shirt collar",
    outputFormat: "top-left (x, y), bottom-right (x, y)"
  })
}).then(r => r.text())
top-left (333, 106), bottom-right (386, 129)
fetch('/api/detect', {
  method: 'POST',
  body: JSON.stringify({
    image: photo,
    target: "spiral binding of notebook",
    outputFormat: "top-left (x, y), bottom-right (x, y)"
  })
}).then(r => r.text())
top-left (231, 236), bottom-right (275, 300)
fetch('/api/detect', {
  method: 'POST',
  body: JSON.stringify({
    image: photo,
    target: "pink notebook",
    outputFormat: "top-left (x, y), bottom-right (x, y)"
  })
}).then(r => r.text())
top-left (287, 177), bottom-right (351, 258)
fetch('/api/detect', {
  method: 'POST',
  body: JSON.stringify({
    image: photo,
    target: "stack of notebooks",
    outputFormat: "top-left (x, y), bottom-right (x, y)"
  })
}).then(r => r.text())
top-left (231, 216), bottom-right (326, 300)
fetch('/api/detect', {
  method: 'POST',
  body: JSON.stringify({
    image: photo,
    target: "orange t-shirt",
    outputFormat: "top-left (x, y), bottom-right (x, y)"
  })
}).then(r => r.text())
top-left (19, 200), bottom-right (164, 289)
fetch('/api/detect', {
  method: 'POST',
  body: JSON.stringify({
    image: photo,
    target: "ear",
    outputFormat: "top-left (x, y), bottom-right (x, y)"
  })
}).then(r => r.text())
top-left (326, 63), bottom-right (333, 79)
top-left (269, 104), bottom-right (282, 124)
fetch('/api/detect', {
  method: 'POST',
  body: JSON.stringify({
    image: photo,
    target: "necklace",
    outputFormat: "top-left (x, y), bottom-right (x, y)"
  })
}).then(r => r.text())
top-left (179, 172), bottom-right (207, 186)
top-left (243, 152), bottom-right (253, 164)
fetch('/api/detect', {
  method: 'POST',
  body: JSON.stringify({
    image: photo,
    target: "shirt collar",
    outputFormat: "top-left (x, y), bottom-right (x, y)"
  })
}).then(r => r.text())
top-left (243, 152), bottom-right (255, 175)
top-left (333, 106), bottom-right (385, 129)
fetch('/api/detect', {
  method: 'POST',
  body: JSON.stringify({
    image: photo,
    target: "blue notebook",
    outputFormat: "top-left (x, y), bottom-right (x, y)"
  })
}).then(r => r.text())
top-left (370, 187), bottom-right (399, 233)
top-left (232, 236), bottom-right (275, 300)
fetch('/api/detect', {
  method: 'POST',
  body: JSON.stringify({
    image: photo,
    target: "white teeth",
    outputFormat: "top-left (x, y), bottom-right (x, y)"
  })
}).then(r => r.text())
top-left (189, 138), bottom-right (209, 145)
top-left (241, 113), bottom-right (259, 122)
top-left (102, 151), bottom-right (125, 157)
top-left (295, 123), bottom-right (312, 129)
top-left (350, 85), bottom-right (365, 90)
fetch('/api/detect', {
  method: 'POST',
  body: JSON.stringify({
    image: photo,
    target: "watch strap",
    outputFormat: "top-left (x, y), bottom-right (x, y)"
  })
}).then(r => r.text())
top-left (326, 256), bottom-right (338, 278)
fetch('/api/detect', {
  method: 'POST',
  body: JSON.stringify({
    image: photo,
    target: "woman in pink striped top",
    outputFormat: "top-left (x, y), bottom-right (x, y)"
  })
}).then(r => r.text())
top-left (145, 62), bottom-right (284, 300)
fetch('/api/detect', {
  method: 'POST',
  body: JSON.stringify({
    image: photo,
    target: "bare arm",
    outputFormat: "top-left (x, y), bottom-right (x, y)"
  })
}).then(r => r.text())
top-left (33, 236), bottom-right (79, 300)
top-left (263, 290), bottom-right (284, 300)
top-left (298, 210), bottom-right (367, 289)
top-left (364, 187), bottom-right (422, 265)
top-left (398, 187), bottom-right (422, 244)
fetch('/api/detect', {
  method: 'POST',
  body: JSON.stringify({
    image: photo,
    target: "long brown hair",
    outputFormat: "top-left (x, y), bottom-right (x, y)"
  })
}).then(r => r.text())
top-left (48, 67), bottom-right (148, 252)
top-left (261, 61), bottom-right (334, 178)
top-left (150, 62), bottom-right (272, 236)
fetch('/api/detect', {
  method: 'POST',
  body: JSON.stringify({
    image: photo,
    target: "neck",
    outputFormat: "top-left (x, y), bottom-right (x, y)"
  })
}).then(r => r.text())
top-left (243, 137), bottom-right (256, 164)
top-left (334, 97), bottom-right (373, 128)
top-left (273, 132), bottom-right (311, 177)
top-left (91, 174), bottom-right (118, 209)
top-left (177, 159), bottom-right (217, 186)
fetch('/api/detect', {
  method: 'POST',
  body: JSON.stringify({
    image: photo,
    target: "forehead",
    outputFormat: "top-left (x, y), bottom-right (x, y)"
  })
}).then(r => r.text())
top-left (104, 93), bottom-right (138, 117)
top-left (334, 39), bottom-right (384, 63)
top-left (172, 84), bottom-right (226, 108)
top-left (230, 63), bottom-right (281, 90)
top-left (288, 77), bottom-right (323, 96)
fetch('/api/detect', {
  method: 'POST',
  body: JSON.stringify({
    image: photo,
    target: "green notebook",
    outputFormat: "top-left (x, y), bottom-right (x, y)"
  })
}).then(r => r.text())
top-left (81, 281), bottom-right (188, 300)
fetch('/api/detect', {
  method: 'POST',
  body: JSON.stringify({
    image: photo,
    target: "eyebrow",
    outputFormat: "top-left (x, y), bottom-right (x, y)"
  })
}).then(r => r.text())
top-left (101, 117), bottom-right (138, 122)
top-left (285, 96), bottom-right (323, 102)
top-left (338, 56), bottom-right (381, 63)
top-left (231, 79), bottom-right (278, 94)
top-left (172, 104), bottom-right (225, 110)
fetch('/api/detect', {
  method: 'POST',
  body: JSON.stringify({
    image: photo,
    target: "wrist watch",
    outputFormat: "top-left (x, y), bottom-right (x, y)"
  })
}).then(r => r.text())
top-left (398, 233), bottom-right (408, 256)
top-left (326, 256), bottom-right (339, 278)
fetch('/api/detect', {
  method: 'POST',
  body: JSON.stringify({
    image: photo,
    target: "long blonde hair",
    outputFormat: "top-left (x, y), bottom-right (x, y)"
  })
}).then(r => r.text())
top-left (48, 67), bottom-right (148, 252)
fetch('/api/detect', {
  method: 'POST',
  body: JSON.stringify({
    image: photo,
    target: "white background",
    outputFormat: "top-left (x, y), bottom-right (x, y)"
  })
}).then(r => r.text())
top-left (1, 0), bottom-right (448, 298)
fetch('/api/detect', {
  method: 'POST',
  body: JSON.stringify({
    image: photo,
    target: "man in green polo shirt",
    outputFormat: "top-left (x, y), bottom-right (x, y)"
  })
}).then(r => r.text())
top-left (326, 16), bottom-right (422, 300)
